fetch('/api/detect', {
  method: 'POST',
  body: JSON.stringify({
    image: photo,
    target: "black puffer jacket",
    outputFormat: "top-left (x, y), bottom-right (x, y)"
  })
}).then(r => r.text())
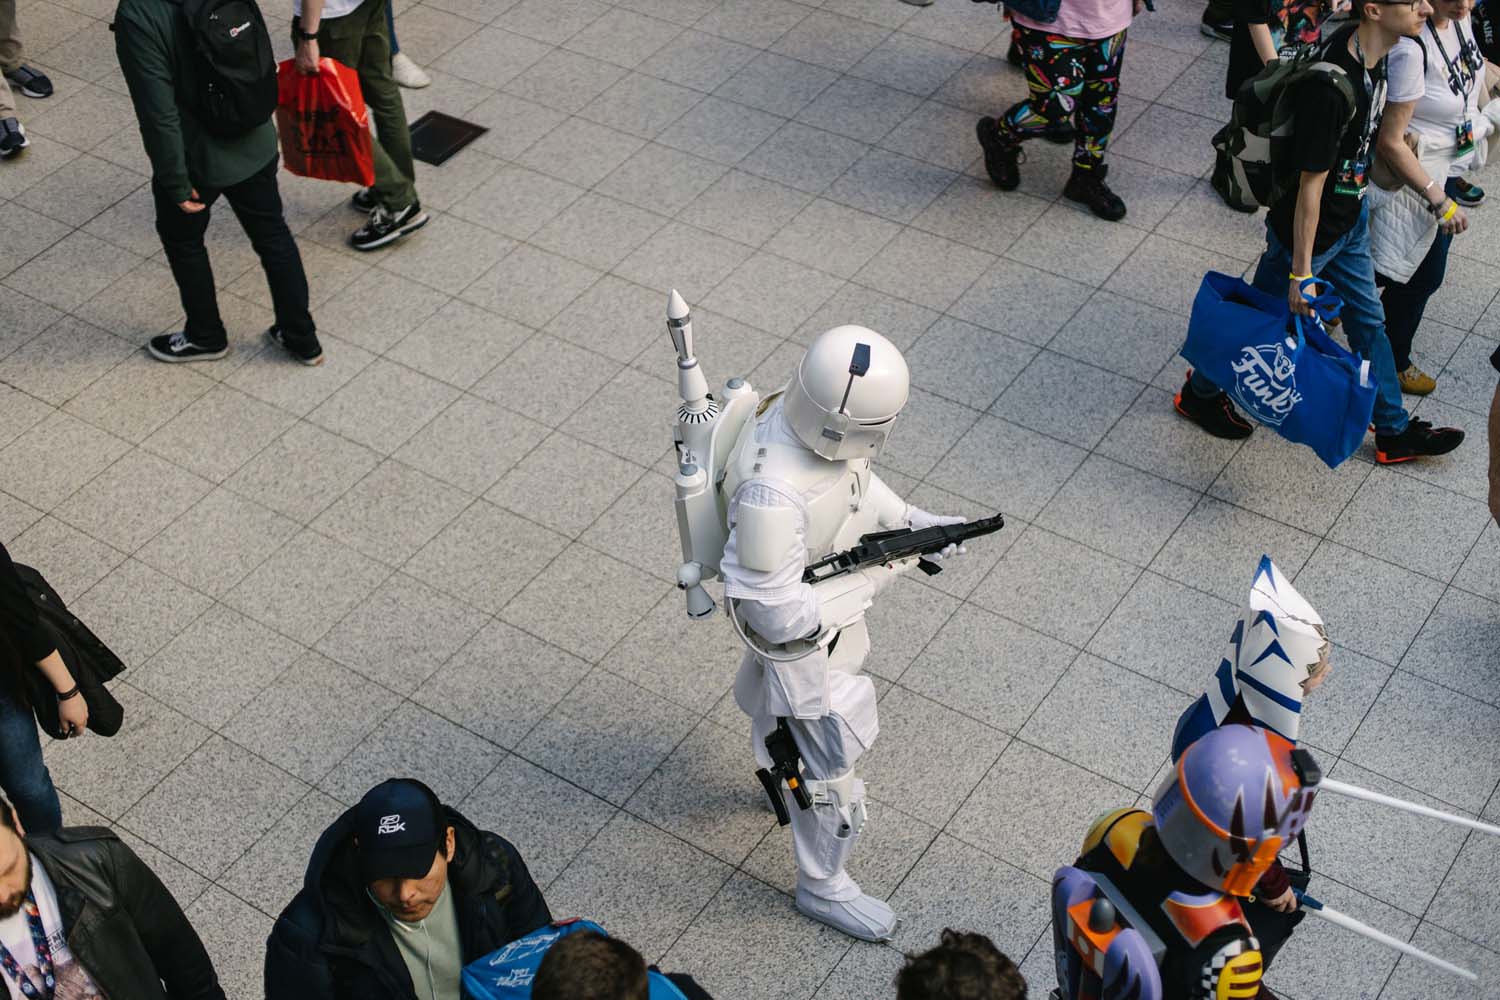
top-left (29, 828), bottom-right (226, 1000)
top-left (264, 803), bottom-right (552, 1000)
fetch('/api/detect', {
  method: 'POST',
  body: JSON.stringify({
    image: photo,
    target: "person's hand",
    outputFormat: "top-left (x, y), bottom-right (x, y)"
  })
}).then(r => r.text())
top-left (1288, 278), bottom-right (1317, 318)
top-left (57, 692), bottom-right (88, 739)
top-left (1264, 887), bottom-right (1298, 912)
top-left (178, 187), bottom-right (205, 213)
top-left (1440, 201), bottom-right (1469, 236)
top-left (906, 507), bottom-right (968, 561)
top-left (295, 37), bottom-right (320, 75)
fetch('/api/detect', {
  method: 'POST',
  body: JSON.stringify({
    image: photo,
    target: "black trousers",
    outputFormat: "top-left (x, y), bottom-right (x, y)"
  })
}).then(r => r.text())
top-left (1204, 0), bottom-right (1234, 22)
top-left (152, 154), bottom-right (315, 349)
top-left (1376, 228), bottom-right (1453, 372)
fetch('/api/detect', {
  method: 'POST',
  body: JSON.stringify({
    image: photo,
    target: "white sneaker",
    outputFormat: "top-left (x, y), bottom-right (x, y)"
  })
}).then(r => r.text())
top-left (794, 887), bottom-right (899, 942)
top-left (392, 52), bottom-right (431, 89)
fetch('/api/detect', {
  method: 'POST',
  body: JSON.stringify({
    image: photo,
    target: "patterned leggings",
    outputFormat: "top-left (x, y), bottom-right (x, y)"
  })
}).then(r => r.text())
top-left (1000, 25), bottom-right (1127, 172)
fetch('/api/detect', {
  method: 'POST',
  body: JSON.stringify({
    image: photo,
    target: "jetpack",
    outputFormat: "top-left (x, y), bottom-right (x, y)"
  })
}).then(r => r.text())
top-left (664, 290), bottom-right (760, 620)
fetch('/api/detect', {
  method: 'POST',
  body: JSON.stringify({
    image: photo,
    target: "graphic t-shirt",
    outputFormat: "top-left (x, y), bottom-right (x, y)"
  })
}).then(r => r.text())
top-left (1227, 0), bottom-right (1331, 98)
top-left (0, 858), bottom-right (107, 1000)
top-left (1267, 26), bottom-right (1388, 255)
top-left (1388, 18), bottom-right (1485, 172)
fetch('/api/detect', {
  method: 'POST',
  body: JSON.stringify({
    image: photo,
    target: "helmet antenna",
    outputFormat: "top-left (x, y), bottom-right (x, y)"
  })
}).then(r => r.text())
top-left (837, 343), bottom-right (871, 415)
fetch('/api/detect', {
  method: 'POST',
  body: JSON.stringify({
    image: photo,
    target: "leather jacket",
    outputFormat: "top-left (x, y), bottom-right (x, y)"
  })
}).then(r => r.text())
top-left (27, 827), bottom-right (227, 1000)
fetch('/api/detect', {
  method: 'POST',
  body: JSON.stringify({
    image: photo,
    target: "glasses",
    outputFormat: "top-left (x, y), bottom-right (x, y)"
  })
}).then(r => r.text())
top-left (1372, 0), bottom-right (1424, 8)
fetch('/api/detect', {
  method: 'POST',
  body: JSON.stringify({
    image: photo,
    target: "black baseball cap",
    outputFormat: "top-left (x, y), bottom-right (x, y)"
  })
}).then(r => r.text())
top-left (354, 779), bottom-right (444, 884)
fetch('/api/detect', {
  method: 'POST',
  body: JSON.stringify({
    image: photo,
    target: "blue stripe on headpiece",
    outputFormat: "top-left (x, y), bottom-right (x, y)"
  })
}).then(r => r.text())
top-left (1253, 609), bottom-right (1280, 634)
top-left (1254, 555), bottom-right (1276, 590)
top-left (1215, 657), bottom-right (1237, 706)
top-left (1250, 639), bottom-right (1291, 668)
top-left (1237, 669), bottom-right (1302, 713)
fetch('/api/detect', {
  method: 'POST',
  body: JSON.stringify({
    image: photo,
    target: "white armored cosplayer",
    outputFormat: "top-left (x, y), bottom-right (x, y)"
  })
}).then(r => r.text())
top-left (665, 289), bottom-right (974, 942)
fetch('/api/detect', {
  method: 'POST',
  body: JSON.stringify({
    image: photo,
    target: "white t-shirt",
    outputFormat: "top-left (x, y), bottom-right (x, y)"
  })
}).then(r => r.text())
top-left (0, 857), bottom-right (107, 1000)
top-left (1387, 17), bottom-right (1485, 172)
top-left (291, 0), bottom-right (364, 24)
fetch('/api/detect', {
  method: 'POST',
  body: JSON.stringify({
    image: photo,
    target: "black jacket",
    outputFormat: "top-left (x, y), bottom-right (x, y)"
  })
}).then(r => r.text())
top-left (28, 827), bottom-right (226, 1000)
top-left (264, 803), bottom-right (552, 1000)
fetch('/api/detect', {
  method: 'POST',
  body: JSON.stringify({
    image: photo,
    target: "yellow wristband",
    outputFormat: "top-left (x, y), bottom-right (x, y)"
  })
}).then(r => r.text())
top-left (1441, 200), bottom-right (1458, 222)
top-left (1290, 272), bottom-right (1314, 281)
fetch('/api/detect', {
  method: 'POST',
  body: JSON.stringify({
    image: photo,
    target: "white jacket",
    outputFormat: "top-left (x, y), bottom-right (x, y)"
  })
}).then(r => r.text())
top-left (1370, 99), bottom-right (1500, 282)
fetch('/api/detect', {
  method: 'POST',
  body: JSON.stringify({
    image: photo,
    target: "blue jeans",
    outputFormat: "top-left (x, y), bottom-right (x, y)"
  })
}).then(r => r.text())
top-left (1190, 200), bottom-right (1409, 435)
top-left (385, 0), bottom-right (399, 55)
top-left (0, 691), bottom-right (63, 835)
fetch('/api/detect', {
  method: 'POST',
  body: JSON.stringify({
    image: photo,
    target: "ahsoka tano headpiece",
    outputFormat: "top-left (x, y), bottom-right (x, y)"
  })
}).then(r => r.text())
top-left (1203, 556), bottom-right (1326, 744)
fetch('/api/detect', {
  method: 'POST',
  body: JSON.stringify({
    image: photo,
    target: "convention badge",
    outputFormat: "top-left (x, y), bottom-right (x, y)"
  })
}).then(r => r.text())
top-left (1456, 118), bottom-right (1476, 155)
top-left (1333, 157), bottom-right (1369, 197)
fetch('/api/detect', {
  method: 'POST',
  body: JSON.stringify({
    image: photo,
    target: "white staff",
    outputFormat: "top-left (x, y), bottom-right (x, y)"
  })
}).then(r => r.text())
top-left (1319, 777), bottom-right (1500, 837)
top-left (1295, 892), bottom-right (1477, 983)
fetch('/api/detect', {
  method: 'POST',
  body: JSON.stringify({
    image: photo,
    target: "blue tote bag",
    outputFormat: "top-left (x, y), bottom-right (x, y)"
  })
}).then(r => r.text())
top-left (1181, 271), bottom-right (1376, 468)
top-left (462, 920), bottom-right (689, 1000)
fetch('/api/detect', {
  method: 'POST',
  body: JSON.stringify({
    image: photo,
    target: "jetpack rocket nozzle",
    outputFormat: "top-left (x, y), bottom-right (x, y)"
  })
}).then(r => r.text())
top-left (668, 288), bottom-right (694, 362)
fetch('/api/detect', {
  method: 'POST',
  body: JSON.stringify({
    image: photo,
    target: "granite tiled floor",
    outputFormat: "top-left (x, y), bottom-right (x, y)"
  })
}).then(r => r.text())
top-left (2, 0), bottom-right (1499, 997)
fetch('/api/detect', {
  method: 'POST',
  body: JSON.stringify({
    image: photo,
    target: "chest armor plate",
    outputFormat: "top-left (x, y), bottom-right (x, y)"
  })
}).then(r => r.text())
top-left (723, 413), bottom-right (877, 562)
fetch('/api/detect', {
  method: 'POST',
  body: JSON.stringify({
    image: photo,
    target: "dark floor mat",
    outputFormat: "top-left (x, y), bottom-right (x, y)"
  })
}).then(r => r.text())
top-left (409, 111), bottom-right (489, 167)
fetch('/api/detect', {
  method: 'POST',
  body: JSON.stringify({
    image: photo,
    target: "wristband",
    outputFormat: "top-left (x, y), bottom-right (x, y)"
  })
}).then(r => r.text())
top-left (56, 684), bottom-right (81, 701)
top-left (1290, 272), bottom-right (1314, 281)
top-left (296, 25), bottom-right (319, 40)
top-left (1441, 200), bottom-right (1458, 222)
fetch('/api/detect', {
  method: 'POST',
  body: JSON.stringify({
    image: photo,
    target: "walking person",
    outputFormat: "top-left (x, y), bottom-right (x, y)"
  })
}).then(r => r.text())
top-left (293, 0), bottom-right (428, 250)
top-left (0, 0), bottom-right (54, 158)
top-left (975, 0), bottom-right (1147, 221)
top-left (1176, 0), bottom-right (1468, 465)
top-left (114, 0), bottom-right (324, 364)
top-left (1, 796), bottom-right (228, 999)
top-left (0, 541), bottom-right (85, 840)
top-left (384, 0), bottom-right (430, 88)
top-left (1370, 0), bottom-right (1496, 394)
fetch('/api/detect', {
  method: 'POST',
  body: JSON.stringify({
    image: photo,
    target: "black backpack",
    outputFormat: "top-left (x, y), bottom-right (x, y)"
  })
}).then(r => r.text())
top-left (177, 0), bottom-right (278, 137)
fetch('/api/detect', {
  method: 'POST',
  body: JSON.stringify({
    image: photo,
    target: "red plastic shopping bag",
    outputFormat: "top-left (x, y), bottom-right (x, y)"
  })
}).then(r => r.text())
top-left (275, 57), bottom-right (375, 186)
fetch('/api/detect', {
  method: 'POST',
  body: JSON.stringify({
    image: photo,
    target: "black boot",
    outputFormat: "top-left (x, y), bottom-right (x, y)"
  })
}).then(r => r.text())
top-left (1063, 163), bottom-right (1127, 221)
top-left (1174, 374), bottom-right (1254, 440)
top-left (976, 116), bottom-right (1023, 191)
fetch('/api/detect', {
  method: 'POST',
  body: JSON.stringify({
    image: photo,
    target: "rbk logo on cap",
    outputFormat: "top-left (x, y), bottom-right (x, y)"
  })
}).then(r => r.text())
top-left (377, 814), bottom-right (406, 835)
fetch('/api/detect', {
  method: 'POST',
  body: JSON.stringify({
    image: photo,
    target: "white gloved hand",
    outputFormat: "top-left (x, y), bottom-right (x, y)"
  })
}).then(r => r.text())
top-left (904, 506), bottom-right (968, 562)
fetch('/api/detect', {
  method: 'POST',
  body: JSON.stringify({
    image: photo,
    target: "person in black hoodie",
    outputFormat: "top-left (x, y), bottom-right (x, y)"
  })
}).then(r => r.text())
top-left (264, 778), bottom-right (551, 1000)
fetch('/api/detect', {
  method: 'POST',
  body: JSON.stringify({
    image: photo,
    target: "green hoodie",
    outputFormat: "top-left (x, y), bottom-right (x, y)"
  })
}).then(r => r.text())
top-left (113, 0), bottom-right (278, 203)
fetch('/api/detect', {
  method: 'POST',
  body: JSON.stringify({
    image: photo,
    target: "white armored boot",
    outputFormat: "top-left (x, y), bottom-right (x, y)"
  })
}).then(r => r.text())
top-left (786, 774), bottom-right (898, 942)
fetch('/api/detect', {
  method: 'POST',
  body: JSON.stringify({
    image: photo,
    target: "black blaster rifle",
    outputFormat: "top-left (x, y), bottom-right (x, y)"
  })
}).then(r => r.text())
top-left (800, 513), bottom-right (1006, 584)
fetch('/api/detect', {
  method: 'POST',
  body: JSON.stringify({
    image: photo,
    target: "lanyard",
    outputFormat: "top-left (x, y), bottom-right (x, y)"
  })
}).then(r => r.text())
top-left (1349, 32), bottom-right (1387, 165)
top-left (1427, 19), bottom-right (1479, 98)
top-left (0, 894), bottom-right (56, 1000)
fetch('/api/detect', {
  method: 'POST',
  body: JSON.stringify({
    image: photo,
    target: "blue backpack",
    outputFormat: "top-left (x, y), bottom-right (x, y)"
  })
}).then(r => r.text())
top-left (462, 921), bottom-right (689, 1000)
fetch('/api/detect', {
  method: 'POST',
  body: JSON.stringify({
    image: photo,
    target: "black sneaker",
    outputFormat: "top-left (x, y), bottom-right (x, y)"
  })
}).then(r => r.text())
top-left (0, 118), bottom-right (28, 158)
top-left (1063, 164), bottom-right (1127, 221)
top-left (1446, 176), bottom-right (1485, 206)
top-left (976, 116), bottom-right (1023, 191)
top-left (3, 65), bottom-right (53, 99)
top-left (1200, 16), bottom-right (1233, 41)
top-left (350, 201), bottom-right (428, 251)
top-left (1375, 418), bottom-right (1464, 464)
top-left (1174, 374), bottom-right (1254, 439)
top-left (266, 325), bottom-right (324, 366)
top-left (349, 187), bottom-right (377, 213)
top-left (147, 331), bottom-right (228, 363)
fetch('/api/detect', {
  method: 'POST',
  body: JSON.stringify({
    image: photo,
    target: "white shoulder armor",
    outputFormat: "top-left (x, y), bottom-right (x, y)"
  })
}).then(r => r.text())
top-left (734, 500), bottom-right (801, 573)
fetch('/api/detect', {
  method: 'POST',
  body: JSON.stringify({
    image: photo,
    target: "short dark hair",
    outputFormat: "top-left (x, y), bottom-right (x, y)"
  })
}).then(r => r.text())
top-left (895, 929), bottom-right (1027, 1000)
top-left (0, 798), bottom-right (15, 833)
top-left (533, 930), bottom-right (650, 1000)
